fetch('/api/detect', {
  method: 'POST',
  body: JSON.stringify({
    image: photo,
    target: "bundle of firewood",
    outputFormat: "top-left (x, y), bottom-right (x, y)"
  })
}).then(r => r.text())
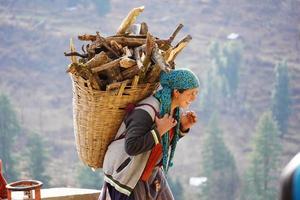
top-left (64, 6), bottom-right (192, 91)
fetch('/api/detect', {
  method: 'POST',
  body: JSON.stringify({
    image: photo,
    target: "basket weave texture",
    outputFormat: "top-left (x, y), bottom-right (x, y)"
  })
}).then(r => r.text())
top-left (70, 74), bottom-right (159, 168)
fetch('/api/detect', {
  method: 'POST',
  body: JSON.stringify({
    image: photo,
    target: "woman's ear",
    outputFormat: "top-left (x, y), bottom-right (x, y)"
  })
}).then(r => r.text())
top-left (173, 89), bottom-right (180, 99)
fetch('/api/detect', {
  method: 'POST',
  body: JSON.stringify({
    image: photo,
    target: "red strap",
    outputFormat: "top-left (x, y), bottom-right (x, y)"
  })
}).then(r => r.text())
top-left (0, 160), bottom-right (8, 198)
top-left (141, 144), bottom-right (162, 181)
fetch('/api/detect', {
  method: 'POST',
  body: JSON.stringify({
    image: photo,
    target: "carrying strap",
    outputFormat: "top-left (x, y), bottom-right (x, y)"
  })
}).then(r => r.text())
top-left (134, 103), bottom-right (159, 117)
top-left (114, 103), bottom-right (159, 141)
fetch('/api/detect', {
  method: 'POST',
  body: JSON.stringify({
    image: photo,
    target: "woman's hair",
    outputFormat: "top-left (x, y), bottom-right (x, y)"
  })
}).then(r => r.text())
top-left (154, 68), bottom-right (200, 173)
top-left (176, 88), bottom-right (186, 93)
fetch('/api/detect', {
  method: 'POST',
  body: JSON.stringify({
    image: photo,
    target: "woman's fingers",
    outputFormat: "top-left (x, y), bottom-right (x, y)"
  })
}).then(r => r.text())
top-left (172, 119), bottom-right (177, 126)
top-left (155, 114), bottom-right (177, 132)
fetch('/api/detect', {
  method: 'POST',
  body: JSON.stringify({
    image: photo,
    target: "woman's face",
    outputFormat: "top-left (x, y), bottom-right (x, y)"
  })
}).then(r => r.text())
top-left (173, 88), bottom-right (199, 109)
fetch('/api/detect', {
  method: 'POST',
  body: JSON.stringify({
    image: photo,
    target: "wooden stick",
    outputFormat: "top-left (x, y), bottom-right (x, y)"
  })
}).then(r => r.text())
top-left (85, 44), bottom-right (96, 59)
top-left (78, 32), bottom-right (173, 48)
top-left (145, 33), bottom-right (155, 57)
top-left (96, 32), bottom-right (120, 57)
top-left (105, 67), bottom-right (123, 82)
top-left (151, 46), bottom-right (171, 72)
top-left (70, 38), bottom-right (78, 63)
top-left (167, 35), bottom-right (192, 63)
top-left (66, 63), bottom-right (92, 80)
top-left (121, 65), bottom-right (139, 79)
top-left (106, 36), bottom-right (146, 47)
top-left (78, 34), bottom-right (97, 41)
top-left (110, 40), bottom-right (123, 55)
top-left (123, 46), bottom-right (133, 57)
top-left (134, 45), bottom-right (145, 69)
top-left (120, 57), bottom-right (136, 68)
top-left (86, 51), bottom-right (110, 69)
top-left (91, 58), bottom-right (122, 73)
top-left (140, 22), bottom-right (148, 35)
top-left (146, 64), bottom-right (161, 83)
top-left (77, 34), bottom-right (169, 48)
top-left (116, 6), bottom-right (145, 35)
top-left (64, 51), bottom-right (88, 58)
top-left (156, 24), bottom-right (184, 51)
top-left (139, 33), bottom-right (155, 82)
top-left (168, 24), bottom-right (184, 44)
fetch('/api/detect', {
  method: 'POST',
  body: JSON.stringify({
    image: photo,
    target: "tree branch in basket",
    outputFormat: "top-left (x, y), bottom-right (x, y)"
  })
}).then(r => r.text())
top-left (78, 34), bottom-right (97, 41)
top-left (120, 57), bottom-right (136, 68)
top-left (91, 58), bottom-right (122, 73)
top-left (168, 24), bottom-right (184, 44)
top-left (105, 67), bottom-right (123, 83)
top-left (64, 51), bottom-right (88, 58)
top-left (151, 46), bottom-right (171, 72)
top-left (106, 36), bottom-right (146, 47)
top-left (167, 35), bottom-right (192, 63)
top-left (110, 40), bottom-right (124, 56)
top-left (95, 32), bottom-right (120, 58)
top-left (139, 33), bottom-right (155, 82)
top-left (134, 45), bottom-right (145, 69)
top-left (116, 6), bottom-right (145, 35)
top-left (121, 65), bottom-right (139, 79)
top-left (140, 22), bottom-right (148, 35)
top-left (146, 64), bottom-right (162, 83)
top-left (86, 51), bottom-right (110, 69)
top-left (155, 24), bottom-right (184, 51)
top-left (123, 46), bottom-right (133, 57)
top-left (66, 63), bottom-right (91, 79)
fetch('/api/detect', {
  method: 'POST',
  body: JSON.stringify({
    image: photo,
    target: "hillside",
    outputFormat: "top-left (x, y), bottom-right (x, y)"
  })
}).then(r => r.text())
top-left (0, 0), bottom-right (299, 197)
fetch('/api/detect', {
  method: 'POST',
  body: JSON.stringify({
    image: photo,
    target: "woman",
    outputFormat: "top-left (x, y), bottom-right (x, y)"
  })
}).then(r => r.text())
top-left (100, 68), bottom-right (200, 200)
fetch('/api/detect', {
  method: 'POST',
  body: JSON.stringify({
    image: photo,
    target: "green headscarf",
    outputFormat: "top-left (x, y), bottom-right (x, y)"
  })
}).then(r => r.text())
top-left (154, 68), bottom-right (200, 173)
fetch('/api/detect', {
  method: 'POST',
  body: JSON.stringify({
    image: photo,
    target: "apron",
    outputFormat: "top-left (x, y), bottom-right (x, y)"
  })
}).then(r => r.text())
top-left (99, 167), bottom-right (174, 200)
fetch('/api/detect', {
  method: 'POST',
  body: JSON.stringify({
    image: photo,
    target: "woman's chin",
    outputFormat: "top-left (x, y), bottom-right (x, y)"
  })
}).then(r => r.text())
top-left (181, 104), bottom-right (190, 109)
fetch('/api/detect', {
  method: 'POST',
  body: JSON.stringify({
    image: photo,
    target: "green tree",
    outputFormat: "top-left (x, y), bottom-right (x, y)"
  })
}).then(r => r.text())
top-left (0, 94), bottom-right (20, 182)
top-left (271, 60), bottom-right (291, 136)
top-left (209, 41), bottom-right (243, 98)
top-left (222, 41), bottom-right (242, 98)
top-left (200, 67), bottom-right (223, 118)
top-left (168, 177), bottom-right (184, 200)
top-left (26, 132), bottom-right (50, 187)
top-left (201, 42), bottom-right (229, 117)
top-left (241, 112), bottom-right (281, 200)
top-left (77, 164), bottom-right (103, 189)
top-left (201, 113), bottom-right (239, 200)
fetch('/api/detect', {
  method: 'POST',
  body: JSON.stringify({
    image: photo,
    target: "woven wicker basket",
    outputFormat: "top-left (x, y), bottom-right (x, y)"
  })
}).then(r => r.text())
top-left (70, 74), bottom-right (159, 168)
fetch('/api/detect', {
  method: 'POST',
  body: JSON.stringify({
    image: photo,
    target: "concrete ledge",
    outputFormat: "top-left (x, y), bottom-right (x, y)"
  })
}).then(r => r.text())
top-left (8, 188), bottom-right (101, 200)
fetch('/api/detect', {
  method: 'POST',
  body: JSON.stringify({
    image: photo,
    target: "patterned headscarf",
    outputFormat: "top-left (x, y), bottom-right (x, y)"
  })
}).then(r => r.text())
top-left (154, 68), bottom-right (200, 173)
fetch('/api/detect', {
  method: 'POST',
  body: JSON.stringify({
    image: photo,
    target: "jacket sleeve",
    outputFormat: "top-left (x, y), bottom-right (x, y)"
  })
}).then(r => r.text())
top-left (124, 109), bottom-right (161, 156)
top-left (179, 125), bottom-right (190, 138)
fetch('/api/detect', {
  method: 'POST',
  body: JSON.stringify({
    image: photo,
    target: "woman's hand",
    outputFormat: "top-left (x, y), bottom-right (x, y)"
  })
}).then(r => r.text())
top-left (180, 111), bottom-right (197, 131)
top-left (155, 114), bottom-right (177, 137)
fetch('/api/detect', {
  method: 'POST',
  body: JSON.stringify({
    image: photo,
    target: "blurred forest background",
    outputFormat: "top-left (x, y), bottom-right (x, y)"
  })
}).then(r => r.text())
top-left (0, 0), bottom-right (299, 199)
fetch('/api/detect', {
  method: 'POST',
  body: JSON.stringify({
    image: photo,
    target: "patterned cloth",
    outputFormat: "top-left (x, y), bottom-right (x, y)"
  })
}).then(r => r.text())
top-left (102, 167), bottom-right (174, 200)
top-left (154, 69), bottom-right (200, 173)
top-left (133, 167), bottom-right (174, 200)
top-left (100, 167), bottom-right (174, 200)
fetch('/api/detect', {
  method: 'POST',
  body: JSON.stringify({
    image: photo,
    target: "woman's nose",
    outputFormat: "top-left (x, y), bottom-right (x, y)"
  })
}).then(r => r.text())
top-left (191, 94), bottom-right (197, 101)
